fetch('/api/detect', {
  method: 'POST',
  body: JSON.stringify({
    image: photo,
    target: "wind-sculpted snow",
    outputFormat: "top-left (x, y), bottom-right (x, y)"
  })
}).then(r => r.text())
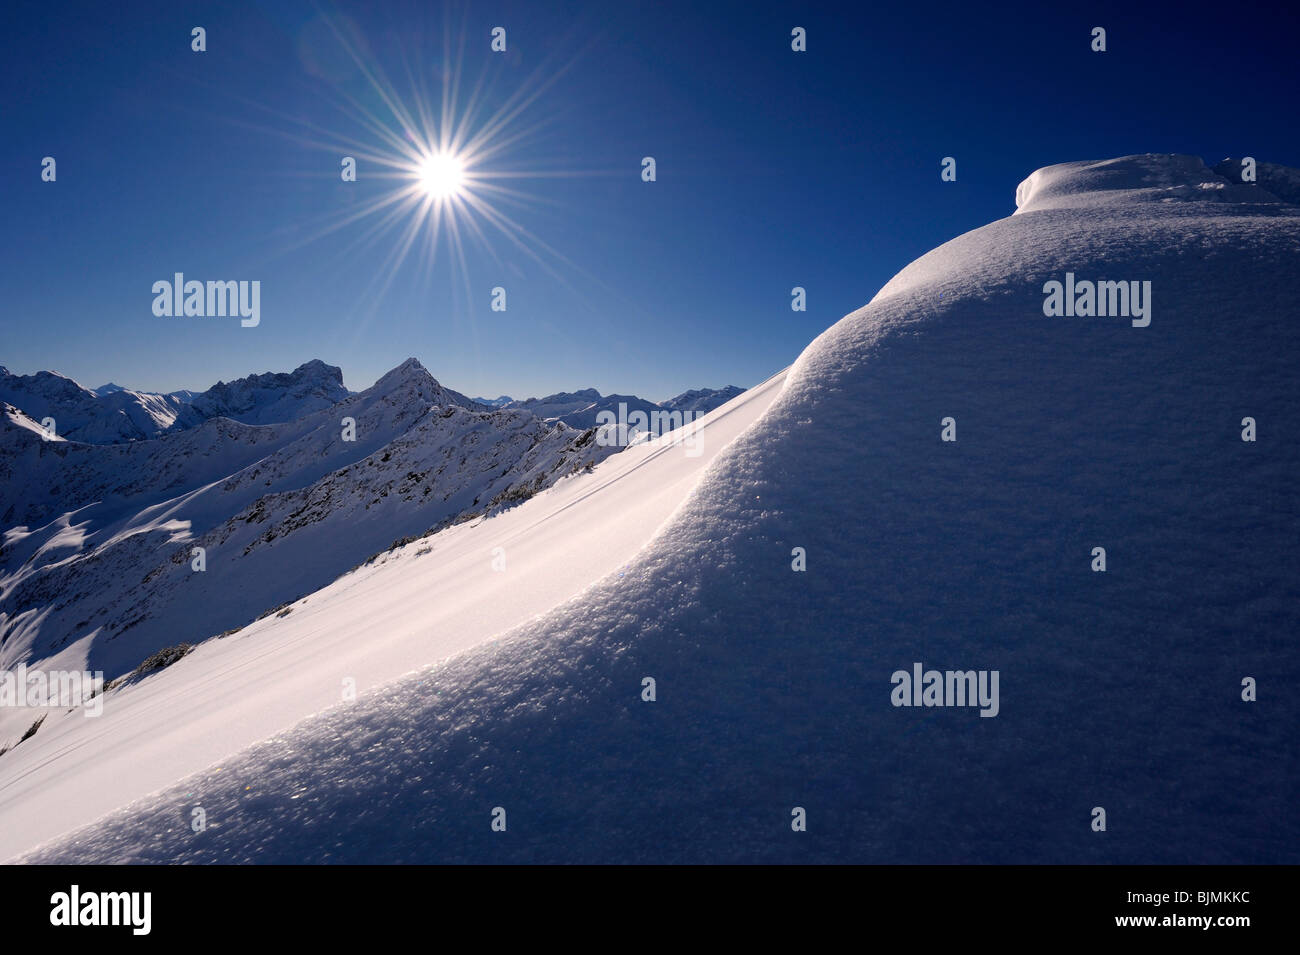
top-left (1214, 157), bottom-right (1300, 205)
top-left (11, 155), bottom-right (1300, 864)
top-left (1012, 153), bottom-right (1294, 215)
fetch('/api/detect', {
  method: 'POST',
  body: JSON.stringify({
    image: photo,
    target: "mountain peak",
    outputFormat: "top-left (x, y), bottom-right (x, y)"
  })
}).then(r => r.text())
top-left (291, 359), bottom-right (344, 383)
top-left (189, 360), bottom-right (350, 425)
top-left (1, 366), bottom-right (96, 398)
top-left (372, 357), bottom-right (433, 390)
top-left (363, 358), bottom-right (483, 410)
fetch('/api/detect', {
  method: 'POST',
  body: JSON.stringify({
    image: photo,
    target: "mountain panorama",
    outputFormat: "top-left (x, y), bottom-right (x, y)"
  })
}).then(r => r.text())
top-left (0, 358), bottom-right (743, 444)
top-left (0, 154), bottom-right (1296, 865)
top-left (0, 356), bottom-right (742, 677)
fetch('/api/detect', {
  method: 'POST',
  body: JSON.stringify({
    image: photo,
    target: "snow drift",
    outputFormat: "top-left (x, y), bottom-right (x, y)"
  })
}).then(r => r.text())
top-left (8, 154), bottom-right (1299, 864)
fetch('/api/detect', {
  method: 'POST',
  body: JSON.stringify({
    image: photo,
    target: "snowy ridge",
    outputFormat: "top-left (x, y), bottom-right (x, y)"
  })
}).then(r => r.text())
top-left (6, 154), bottom-right (1300, 864)
top-left (0, 403), bottom-right (63, 443)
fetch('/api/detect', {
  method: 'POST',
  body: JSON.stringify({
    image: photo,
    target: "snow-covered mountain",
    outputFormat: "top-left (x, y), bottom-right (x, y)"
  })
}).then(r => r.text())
top-left (0, 357), bottom-right (613, 689)
top-left (504, 385), bottom-right (745, 430)
top-left (186, 359), bottom-right (354, 425)
top-left (3, 360), bottom-right (364, 443)
top-left (9, 361), bottom-right (740, 448)
top-left (0, 367), bottom-right (201, 443)
top-left (503, 388), bottom-right (651, 429)
top-left (0, 402), bottom-right (64, 444)
top-left (4, 154), bottom-right (1298, 865)
top-left (660, 385), bottom-right (745, 415)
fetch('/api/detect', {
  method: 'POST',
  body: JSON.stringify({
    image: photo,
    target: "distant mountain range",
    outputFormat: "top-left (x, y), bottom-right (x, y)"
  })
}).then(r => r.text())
top-left (0, 368), bottom-right (198, 444)
top-left (1, 360), bottom-right (353, 443)
top-left (95, 382), bottom-right (199, 403)
top-left (487, 385), bottom-right (745, 429)
top-left (3, 362), bottom-right (742, 446)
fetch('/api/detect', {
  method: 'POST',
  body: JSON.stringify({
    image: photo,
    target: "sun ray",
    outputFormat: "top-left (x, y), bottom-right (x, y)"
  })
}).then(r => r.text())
top-left (183, 9), bottom-right (631, 328)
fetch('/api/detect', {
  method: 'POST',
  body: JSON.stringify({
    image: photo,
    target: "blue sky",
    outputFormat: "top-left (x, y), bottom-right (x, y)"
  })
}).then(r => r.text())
top-left (3, 0), bottom-right (1297, 400)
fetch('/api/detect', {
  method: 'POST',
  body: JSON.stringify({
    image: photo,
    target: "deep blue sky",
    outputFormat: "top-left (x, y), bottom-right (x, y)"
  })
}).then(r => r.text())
top-left (3, 0), bottom-right (1297, 400)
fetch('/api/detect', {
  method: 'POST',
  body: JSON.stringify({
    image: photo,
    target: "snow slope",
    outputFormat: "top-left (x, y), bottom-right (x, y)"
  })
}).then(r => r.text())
top-left (0, 403), bottom-right (63, 444)
top-left (7, 153), bottom-right (1299, 864)
top-left (0, 370), bottom-right (785, 860)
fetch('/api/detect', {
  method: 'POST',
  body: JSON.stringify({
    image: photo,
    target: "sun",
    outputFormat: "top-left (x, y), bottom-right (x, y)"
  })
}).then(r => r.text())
top-left (416, 152), bottom-right (465, 199)
top-left (274, 15), bottom-right (588, 302)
